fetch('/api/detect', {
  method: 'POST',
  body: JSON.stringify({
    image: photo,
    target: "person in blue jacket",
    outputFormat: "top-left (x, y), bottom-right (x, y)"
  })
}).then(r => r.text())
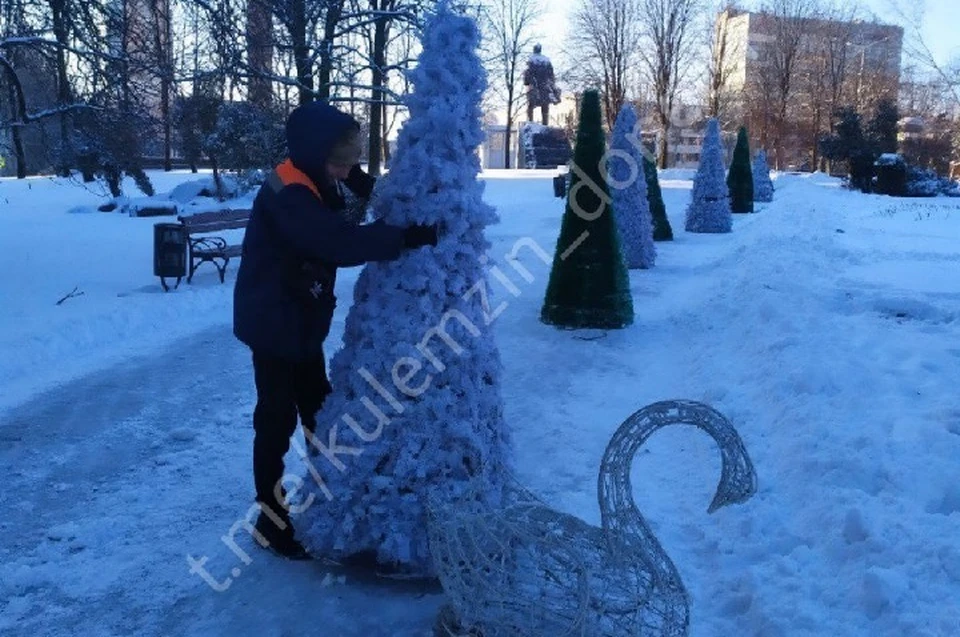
top-left (234, 101), bottom-right (437, 559)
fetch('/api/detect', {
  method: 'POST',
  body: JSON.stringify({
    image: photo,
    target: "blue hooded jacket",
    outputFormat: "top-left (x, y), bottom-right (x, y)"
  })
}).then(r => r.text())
top-left (233, 102), bottom-right (404, 361)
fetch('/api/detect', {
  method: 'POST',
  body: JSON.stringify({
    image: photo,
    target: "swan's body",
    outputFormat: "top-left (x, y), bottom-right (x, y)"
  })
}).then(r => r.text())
top-left (428, 400), bottom-right (757, 636)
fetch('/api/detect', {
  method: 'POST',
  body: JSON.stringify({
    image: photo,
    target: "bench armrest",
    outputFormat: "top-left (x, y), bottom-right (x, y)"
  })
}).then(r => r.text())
top-left (190, 236), bottom-right (228, 254)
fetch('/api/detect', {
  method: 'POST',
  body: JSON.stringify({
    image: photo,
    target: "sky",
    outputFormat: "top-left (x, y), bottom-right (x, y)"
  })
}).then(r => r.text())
top-left (533, 0), bottom-right (958, 69)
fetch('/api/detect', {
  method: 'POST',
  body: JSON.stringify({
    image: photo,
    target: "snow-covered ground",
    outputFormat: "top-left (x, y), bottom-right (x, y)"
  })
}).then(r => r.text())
top-left (2, 168), bottom-right (959, 636)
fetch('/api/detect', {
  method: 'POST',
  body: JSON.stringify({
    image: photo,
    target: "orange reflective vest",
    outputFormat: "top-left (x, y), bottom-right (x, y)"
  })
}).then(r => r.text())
top-left (269, 158), bottom-right (324, 203)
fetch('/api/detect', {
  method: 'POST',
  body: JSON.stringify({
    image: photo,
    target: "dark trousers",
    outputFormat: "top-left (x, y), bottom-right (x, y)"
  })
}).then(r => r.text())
top-left (527, 103), bottom-right (550, 125)
top-left (252, 351), bottom-right (332, 520)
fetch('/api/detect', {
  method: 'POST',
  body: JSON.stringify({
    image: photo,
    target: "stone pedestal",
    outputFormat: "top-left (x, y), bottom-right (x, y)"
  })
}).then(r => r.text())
top-left (519, 122), bottom-right (572, 169)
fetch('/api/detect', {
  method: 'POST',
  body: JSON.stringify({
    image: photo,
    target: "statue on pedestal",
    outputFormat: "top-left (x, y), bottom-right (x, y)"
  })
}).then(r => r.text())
top-left (523, 44), bottom-right (561, 126)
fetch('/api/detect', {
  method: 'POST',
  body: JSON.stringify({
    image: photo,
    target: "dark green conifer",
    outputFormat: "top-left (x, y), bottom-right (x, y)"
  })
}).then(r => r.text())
top-left (644, 155), bottom-right (673, 240)
top-left (540, 90), bottom-right (634, 329)
top-left (727, 126), bottom-right (754, 213)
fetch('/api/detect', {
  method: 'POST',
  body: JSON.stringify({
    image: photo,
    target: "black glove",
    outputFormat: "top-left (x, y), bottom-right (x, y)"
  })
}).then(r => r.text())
top-left (402, 224), bottom-right (439, 249)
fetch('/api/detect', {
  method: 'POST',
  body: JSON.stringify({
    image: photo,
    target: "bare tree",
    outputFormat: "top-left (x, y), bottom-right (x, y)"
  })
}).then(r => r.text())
top-left (0, 0), bottom-right (33, 177)
top-left (706, 2), bottom-right (743, 125)
top-left (568, 0), bottom-right (642, 130)
top-left (636, 0), bottom-right (703, 167)
top-left (380, 18), bottom-right (417, 166)
top-left (139, 0), bottom-right (176, 169)
top-left (482, 0), bottom-right (541, 168)
top-left (886, 0), bottom-right (959, 116)
top-left (247, 0), bottom-right (274, 105)
top-left (0, 0), bottom-right (431, 180)
top-left (366, 0), bottom-right (392, 174)
top-left (795, 1), bottom-right (858, 170)
top-left (272, 0), bottom-right (324, 103)
top-left (360, 0), bottom-right (422, 175)
top-left (758, 0), bottom-right (820, 169)
top-left (316, 0), bottom-right (346, 100)
top-left (0, 0), bottom-right (120, 177)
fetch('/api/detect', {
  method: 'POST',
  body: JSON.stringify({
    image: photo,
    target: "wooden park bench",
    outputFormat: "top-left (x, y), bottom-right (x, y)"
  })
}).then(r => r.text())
top-left (179, 208), bottom-right (251, 284)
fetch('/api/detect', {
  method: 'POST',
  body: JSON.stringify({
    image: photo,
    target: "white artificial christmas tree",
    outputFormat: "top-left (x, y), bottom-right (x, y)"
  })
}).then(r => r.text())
top-left (753, 149), bottom-right (774, 203)
top-left (685, 118), bottom-right (732, 233)
top-left (296, 1), bottom-right (511, 575)
top-left (608, 104), bottom-right (655, 269)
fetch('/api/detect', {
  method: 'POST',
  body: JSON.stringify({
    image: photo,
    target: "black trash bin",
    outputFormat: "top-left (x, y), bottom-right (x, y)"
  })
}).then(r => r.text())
top-left (553, 174), bottom-right (566, 198)
top-left (154, 222), bottom-right (187, 291)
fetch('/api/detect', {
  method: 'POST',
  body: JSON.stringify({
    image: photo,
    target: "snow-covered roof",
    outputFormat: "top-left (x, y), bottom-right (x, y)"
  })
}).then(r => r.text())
top-left (898, 117), bottom-right (925, 134)
top-left (875, 153), bottom-right (905, 166)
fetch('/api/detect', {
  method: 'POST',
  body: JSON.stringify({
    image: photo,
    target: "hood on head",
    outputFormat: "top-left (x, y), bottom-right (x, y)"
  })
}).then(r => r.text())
top-left (286, 101), bottom-right (361, 188)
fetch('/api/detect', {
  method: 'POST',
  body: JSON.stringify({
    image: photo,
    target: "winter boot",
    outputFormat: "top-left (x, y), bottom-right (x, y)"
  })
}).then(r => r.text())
top-left (254, 512), bottom-right (311, 560)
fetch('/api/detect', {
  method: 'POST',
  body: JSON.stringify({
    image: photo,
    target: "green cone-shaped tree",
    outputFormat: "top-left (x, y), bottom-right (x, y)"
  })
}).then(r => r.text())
top-left (541, 89), bottom-right (634, 329)
top-left (644, 155), bottom-right (673, 241)
top-left (727, 126), bottom-right (754, 213)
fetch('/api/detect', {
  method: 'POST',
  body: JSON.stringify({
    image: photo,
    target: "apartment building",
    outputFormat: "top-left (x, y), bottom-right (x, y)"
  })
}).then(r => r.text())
top-left (716, 7), bottom-right (903, 168)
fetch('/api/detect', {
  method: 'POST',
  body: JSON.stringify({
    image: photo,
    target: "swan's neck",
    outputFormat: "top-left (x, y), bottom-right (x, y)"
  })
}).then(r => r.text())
top-left (595, 399), bottom-right (755, 635)
top-left (597, 415), bottom-right (683, 587)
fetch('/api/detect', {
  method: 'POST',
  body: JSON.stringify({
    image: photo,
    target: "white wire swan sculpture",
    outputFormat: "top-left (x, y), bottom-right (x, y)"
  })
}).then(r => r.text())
top-left (428, 400), bottom-right (758, 636)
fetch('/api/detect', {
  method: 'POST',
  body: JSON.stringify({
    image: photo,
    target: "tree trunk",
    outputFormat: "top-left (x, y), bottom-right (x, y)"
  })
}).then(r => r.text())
top-left (658, 115), bottom-right (670, 169)
top-left (211, 157), bottom-right (224, 200)
top-left (159, 0), bottom-right (173, 170)
top-left (1, 57), bottom-right (29, 178)
top-left (317, 0), bottom-right (343, 100)
top-left (290, 0), bottom-right (313, 104)
top-left (50, 0), bottom-right (73, 176)
top-left (160, 0), bottom-right (173, 171)
top-left (504, 83), bottom-right (514, 169)
top-left (246, 0), bottom-right (274, 107)
top-left (161, 77), bottom-right (172, 170)
top-left (381, 100), bottom-right (390, 167)
top-left (776, 94), bottom-right (789, 170)
top-left (504, 117), bottom-right (513, 170)
top-left (367, 6), bottom-right (389, 175)
top-left (811, 106), bottom-right (821, 170)
top-left (12, 123), bottom-right (27, 178)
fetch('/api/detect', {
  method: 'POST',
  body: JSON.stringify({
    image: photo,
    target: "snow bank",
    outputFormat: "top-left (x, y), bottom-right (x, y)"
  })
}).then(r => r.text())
top-left (0, 170), bottom-right (246, 412)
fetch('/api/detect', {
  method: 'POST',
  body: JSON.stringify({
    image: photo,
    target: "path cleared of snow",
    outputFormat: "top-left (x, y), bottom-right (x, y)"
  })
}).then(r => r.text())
top-left (2, 169), bottom-right (960, 635)
top-left (0, 326), bottom-right (443, 636)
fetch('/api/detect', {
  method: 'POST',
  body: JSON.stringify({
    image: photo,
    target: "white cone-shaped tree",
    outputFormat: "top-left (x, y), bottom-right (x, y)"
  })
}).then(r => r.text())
top-left (608, 104), bottom-right (655, 269)
top-left (685, 118), bottom-right (732, 233)
top-left (753, 149), bottom-right (774, 203)
top-left (296, 2), bottom-right (511, 574)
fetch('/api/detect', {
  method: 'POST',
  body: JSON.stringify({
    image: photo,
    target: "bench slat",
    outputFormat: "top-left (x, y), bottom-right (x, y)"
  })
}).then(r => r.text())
top-left (179, 209), bottom-right (251, 232)
top-left (186, 220), bottom-right (249, 232)
top-left (192, 243), bottom-right (243, 256)
top-left (181, 208), bottom-right (250, 221)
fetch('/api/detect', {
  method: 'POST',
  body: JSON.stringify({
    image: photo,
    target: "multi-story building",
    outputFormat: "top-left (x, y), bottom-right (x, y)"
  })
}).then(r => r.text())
top-left (715, 7), bottom-right (903, 169)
